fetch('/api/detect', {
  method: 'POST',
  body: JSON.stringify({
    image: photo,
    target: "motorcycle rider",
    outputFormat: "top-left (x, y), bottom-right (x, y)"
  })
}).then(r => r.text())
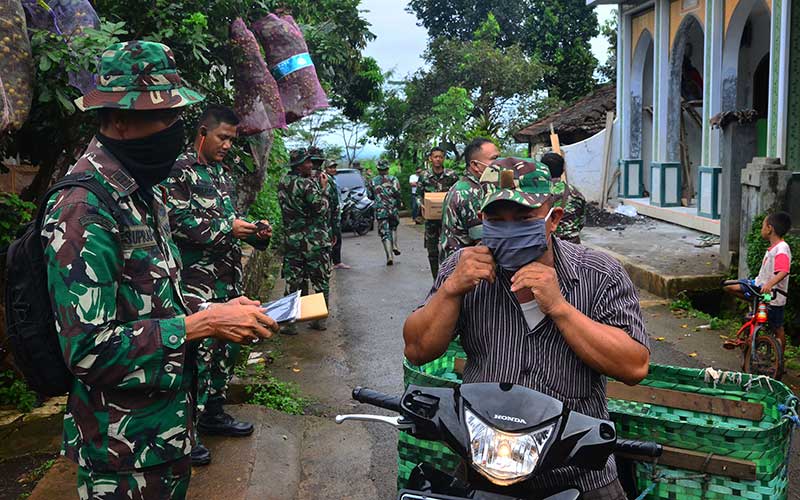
top-left (403, 158), bottom-right (650, 499)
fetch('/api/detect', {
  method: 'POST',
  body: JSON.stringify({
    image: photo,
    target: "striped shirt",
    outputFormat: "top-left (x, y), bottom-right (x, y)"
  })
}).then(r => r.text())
top-left (425, 239), bottom-right (649, 493)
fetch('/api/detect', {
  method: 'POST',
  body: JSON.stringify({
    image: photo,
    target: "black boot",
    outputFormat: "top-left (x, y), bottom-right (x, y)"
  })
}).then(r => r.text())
top-left (198, 398), bottom-right (254, 437)
top-left (428, 257), bottom-right (439, 279)
top-left (191, 439), bottom-right (211, 466)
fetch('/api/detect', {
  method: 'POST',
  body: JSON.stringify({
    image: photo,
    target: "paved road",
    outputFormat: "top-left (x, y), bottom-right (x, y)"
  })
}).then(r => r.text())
top-left (279, 219), bottom-right (798, 498)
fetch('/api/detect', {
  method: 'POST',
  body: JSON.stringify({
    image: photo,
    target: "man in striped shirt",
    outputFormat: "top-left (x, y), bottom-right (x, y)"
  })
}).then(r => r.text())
top-left (404, 158), bottom-right (650, 499)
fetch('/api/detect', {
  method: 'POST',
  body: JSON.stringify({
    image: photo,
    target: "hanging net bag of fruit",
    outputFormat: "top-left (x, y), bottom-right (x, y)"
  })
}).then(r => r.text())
top-left (0, 0), bottom-right (34, 132)
top-left (253, 13), bottom-right (328, 124)
top-left (22, 0), bottom-right (100, 94)
top-left (230, 17), bottom-right (286, 135)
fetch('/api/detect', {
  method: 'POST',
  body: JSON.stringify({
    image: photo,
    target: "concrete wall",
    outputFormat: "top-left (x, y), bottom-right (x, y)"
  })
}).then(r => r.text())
top-left (562, 123), bottom-right (618, 203)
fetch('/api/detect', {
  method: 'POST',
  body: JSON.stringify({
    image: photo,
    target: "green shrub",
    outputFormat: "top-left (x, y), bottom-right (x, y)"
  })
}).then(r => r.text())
top-left (0, 193), bottom-right (35, 247)
top-left (247, 132), bottom-right (289, 246)
top-left (0, 371), bottom-right (38, 413)
top-left (746, 213), bottom-right (800, 327)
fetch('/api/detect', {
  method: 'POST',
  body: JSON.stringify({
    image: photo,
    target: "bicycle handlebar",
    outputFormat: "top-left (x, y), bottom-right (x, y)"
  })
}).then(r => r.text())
top-left (721, 280), bottom-right (787, 298)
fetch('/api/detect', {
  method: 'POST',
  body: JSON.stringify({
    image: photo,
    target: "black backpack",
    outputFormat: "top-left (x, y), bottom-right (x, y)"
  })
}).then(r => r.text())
top-left (5, 172), bottom-right (122, 397)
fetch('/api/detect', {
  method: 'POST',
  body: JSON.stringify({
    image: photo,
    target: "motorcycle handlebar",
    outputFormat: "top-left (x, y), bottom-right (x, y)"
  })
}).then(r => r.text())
top-left (352, 387), bottom-right (402, 412)
top-left (615, 439), bottom-right (662, 458)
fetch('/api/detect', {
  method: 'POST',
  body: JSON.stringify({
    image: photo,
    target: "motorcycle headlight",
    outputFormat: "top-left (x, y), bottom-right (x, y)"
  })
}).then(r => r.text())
top-left (465, 409), bottom-right (554, 486)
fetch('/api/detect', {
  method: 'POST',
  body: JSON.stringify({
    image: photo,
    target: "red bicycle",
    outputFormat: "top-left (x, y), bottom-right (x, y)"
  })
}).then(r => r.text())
top-left (722, 280), bottom-right (785, 380)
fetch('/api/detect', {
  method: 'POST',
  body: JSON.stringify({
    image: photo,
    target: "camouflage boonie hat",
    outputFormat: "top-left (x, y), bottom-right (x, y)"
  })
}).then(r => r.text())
top-left (75, 41), bottom-right (205, 112)
top-left (377, 159), bottom-right (389, 170)
top-left (480, 158), bottom-right (555, 211)
top-left (308, 146), bottom-right (326, 162)
top-left (288, 148), bottom-right (311, 168)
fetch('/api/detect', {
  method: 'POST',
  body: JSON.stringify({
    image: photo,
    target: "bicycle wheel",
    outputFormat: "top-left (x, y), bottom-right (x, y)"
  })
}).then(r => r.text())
top-left (744, 329), bottom-right (784, 379)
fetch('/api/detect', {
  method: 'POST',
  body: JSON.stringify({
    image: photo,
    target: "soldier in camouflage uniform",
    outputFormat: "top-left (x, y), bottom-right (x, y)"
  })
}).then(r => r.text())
top-left (417, 147), bottom-right (459, 278)
top-left (164, 105), bottom-right (272, 465)
top-left (371, 160), bottom-right (403, 265)
top-left (278, 149), bottom-right (332, 334)
top-left (43, 41), bottom-right (276, 500)
top-left (541, 152), bottom-right (586, 244)
top-left (439, 138), bottom-right (500, 264)
top-left (325, 160), bottom-right (350, 269)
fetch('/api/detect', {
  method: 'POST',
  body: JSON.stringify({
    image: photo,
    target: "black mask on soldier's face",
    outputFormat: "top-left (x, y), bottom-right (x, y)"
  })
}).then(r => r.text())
top-left (98, 119), bottom-right (186, 191)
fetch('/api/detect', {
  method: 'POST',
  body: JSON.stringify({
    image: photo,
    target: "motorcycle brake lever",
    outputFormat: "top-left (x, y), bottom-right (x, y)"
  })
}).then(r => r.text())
top-left (334, 414), bottom-right (414, 430)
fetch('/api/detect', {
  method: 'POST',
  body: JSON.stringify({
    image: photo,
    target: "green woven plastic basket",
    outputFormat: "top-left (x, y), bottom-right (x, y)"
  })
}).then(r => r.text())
top-left (398, 339), bottom-right (465, 490)
top-left (400, 343), bottom-right (796, 499)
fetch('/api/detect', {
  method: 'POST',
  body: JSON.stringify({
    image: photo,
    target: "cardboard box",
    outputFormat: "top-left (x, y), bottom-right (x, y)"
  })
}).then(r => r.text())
top-left (422, 192), bottom-right (447, 220)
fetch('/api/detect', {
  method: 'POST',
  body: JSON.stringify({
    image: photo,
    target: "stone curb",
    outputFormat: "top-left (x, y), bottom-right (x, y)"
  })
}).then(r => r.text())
top-left (583, 242), bottom-right (725, 299)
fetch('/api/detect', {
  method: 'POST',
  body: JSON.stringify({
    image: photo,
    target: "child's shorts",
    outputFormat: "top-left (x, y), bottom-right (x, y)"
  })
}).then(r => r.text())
top-left (768, 306), bottom-right (785, 329)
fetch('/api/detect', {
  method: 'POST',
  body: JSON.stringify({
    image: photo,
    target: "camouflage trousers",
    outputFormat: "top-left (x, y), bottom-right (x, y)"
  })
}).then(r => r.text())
top-left (377, 213), bottom-right (399, 241)
top-left (283, 247), bottom-right (331, 303)
top-left (196, 337), bottom-right (241, 414)
top-left (424, 221), bottom-right (442, 279)
top-left (77, 457), bottom-right (191, 500)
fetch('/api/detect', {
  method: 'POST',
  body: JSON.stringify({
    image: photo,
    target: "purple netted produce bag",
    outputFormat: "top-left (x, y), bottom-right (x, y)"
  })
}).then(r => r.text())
top-left (22, 0), bottom-right (100, 94)
top-left (230, 17), bottom-right (285, 135)
top-left (0, 0), bottom-right (34, 131)
top-left (253, 13), bottom-right (328, 124)
top-left (0, 75), bottom-right (10, 133)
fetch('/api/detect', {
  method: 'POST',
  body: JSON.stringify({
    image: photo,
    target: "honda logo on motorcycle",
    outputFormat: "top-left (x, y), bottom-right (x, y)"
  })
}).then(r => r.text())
top-left (493, 414), bottom-right (527, 424)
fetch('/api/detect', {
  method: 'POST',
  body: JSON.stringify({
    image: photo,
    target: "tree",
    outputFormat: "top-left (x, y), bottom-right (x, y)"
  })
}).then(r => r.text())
top-left (406, 14), bottom-right (546, 152)
top-left (6, 0), bottom-right (383, 204)
top-left (597, 10), bottom-right (617, 84)
top-left (407, 0), bottom-right (599, 102)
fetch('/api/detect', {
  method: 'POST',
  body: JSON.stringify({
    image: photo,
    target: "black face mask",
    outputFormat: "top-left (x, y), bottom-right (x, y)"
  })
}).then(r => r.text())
top-left (98, 119), bottom-right (186, 191)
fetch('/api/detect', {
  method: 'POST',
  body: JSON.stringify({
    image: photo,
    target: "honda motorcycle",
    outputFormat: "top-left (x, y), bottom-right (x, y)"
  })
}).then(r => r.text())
top-left (341, 187), bottom-right (374, 236)
top-left (336, 383), bottom-right (661, 500)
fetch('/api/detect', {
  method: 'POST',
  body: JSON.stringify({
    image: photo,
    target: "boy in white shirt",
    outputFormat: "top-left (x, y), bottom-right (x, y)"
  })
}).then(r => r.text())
top-left (725, 212), bottom-right (792, 351)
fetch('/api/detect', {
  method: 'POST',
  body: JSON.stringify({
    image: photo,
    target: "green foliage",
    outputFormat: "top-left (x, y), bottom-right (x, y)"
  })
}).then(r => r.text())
top-left (245, 365), bottom-right (307, 415)
top-left (2, 20), bottom-right (127, 186)
top-left (426, 86), bottom-right (474, 149)
top-left (746, 213), bottom-right (800, 326)
top-left (371, 14), bottom-right (545, 161)
top-left (669, 292), bottom-right (693, 311)
top-left (0, 371), bottom-right (38, 413)
top-left (407, 0), bottom-right (600, 102)
top-left (597, 10), bottom-right (618, 84)
top-left (0, 192), bottom-right (35, 246)
top-left (248, 131), bottom-right (289, 244)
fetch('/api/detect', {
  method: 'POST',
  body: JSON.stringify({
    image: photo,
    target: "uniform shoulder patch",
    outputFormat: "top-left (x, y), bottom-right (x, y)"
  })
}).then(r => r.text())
top-left (79, 214), bottom-right (116, 232)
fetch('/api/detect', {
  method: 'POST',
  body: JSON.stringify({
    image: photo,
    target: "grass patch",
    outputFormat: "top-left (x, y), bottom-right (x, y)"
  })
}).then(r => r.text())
top-left (669, 292), bottom-right (740, 337)
top-left (244, 364), bottom-right (308, 415)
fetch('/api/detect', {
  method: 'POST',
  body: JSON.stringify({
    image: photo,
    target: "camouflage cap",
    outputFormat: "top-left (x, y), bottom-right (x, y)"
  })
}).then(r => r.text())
top-left (75, 41), bottom-right (205, 112)
top-left (480, 158), bottom-right (555, 211)
top-left (288, 148), bottom-right (311, 168)
top-left (377, 159), bottom-right (389, 170)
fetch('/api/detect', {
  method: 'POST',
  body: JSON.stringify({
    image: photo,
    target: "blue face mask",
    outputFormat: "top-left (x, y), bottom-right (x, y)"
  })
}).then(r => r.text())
top-left (481, 208), bottom-right (553, 273)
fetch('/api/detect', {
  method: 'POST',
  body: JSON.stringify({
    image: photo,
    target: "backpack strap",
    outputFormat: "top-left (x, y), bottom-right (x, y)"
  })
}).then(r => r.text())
top-left (36, 173), bottom-right (124, 231)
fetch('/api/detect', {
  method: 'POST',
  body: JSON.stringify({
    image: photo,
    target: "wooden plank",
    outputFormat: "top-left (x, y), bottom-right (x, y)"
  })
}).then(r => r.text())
top-left (617, 445), bottom-right (757, 481)
top-left (607, 381), bottom-right (764, 421)
top-left (549, 123), bottom-right (562, 155)
top-left (599, 111), bottom-right (615, 210)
